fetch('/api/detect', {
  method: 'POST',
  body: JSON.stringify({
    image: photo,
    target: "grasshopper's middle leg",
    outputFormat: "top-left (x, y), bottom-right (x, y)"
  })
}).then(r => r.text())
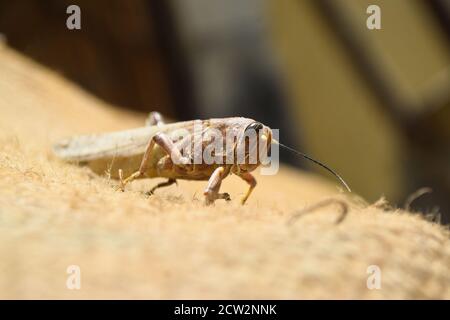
top-left (204, 167), bottom-right (231, 205)
top-left (119, 132), bottom-right (188, 191)
top-left (146, 178), bottom-right (177, 196)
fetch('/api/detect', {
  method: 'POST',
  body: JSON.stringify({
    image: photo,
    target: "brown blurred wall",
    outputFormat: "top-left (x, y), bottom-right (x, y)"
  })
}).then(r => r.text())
top-left (0, 0), bottom-right (178, 116)
top-left (269, 0), bottom-right (450, 219)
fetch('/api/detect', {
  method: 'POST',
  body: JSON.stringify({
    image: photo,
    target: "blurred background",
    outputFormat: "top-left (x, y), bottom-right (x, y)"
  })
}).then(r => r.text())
top-left (0, 0), bottom-right (448, 222)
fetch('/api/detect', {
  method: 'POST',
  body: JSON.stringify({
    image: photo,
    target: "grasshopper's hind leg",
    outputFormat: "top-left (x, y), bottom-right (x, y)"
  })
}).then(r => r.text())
top-left (204, 167), bottom-right (231, 205)
top-left (145, 111), bottom-right (164, 127)
top-left (146, 178), bottom-right (177, 196)
top-left (119, 132), bottom-right (189, 191)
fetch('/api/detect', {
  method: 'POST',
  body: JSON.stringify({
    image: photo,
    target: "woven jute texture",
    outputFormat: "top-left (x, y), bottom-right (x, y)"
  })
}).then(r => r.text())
top-left (0, 45), bottom-right (448, 299)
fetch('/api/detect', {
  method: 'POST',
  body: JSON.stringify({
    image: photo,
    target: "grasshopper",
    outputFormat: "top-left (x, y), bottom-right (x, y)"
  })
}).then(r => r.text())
top-left (53, 112), bottom-right (350, 205)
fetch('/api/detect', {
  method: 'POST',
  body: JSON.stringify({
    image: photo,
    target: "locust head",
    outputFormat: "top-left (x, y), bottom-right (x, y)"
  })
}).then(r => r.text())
top-left (232, 121), bottom-right (272, 174)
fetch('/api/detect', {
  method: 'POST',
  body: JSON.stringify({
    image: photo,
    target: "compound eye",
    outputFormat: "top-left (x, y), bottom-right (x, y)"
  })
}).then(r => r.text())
top-left (246, 122), bottom-right (263, 133)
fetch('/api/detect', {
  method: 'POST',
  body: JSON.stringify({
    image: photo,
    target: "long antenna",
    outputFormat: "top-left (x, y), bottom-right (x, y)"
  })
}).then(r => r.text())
top-left (273, 139), bottom-right (351, 192)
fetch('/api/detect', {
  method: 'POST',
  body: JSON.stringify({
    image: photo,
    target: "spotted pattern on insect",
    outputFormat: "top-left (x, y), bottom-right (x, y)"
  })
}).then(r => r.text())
top-left (54, 112), bottom-right (350, 205)
top-left (54, 113), bottom-right (272, 205)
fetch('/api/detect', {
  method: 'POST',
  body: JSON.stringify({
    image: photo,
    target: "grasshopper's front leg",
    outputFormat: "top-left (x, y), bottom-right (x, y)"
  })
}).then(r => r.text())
top-left (119, 132), bottom-right (189, 191)
top-left (238, 172), bottom-right (257, 205)
top-left (204, 167), bottom-right (231, 205)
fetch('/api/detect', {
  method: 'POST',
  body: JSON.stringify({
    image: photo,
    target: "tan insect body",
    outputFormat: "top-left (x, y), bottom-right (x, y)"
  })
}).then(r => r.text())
top-left (54, 114), bottom-right (270, 204)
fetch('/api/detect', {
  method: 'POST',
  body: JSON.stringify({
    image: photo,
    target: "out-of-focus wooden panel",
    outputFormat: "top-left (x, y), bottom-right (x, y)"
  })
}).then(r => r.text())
top-left (269, 0), bottom-right (405, 200)
top-left (0, 0), bottom-right (176, 116)
top-left (344, 0), bottom-right (450, 114)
